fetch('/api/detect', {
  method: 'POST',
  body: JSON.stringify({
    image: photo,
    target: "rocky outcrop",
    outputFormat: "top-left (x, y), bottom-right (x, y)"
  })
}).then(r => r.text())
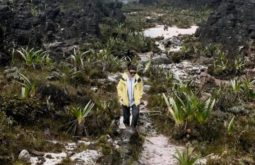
top-left (0, 0), bottom-right (125, 63)
top-left (197, 0), bottom-right (255, 52)
top-left (0, 26), bottom-right (9, 65)
top-left (139, 0), bottom-right (222, 7)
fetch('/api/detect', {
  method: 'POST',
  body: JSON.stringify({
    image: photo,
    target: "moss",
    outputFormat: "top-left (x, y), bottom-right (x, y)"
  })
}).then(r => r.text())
top-left (129, 133), bottom-right (144, 161)
top-left (96, 135), bottom-right (113, 155)
top-left (12, 161), bottom-right (30, 165)
top-left (59, 157), bottom-right (73, 165)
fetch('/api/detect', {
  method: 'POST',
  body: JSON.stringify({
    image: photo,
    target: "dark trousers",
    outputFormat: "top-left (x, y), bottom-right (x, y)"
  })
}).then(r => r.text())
top-left (122, 104), bottom-right (139, 127)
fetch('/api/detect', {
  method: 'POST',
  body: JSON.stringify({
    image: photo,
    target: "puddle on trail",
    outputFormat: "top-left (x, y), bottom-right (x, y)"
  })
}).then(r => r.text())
top-left (144, 25), bottom-right (198, 39)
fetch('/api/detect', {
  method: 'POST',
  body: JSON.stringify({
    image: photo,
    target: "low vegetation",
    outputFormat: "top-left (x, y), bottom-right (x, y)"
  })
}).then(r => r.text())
top-left (174, 147), bottom-right (200, 165)
top-left (1, 1), bottom-right (254, 164)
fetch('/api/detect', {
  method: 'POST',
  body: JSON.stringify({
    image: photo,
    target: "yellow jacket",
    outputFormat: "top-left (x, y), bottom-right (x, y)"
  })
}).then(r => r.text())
top-left (117, 72), bottom-right (143, 106)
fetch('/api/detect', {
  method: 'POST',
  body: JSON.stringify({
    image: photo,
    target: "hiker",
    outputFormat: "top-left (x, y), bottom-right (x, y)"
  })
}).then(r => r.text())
top-left (164, 25), bottom-right (168, 31)
top-left (117, 63), bottom-right (143, 129)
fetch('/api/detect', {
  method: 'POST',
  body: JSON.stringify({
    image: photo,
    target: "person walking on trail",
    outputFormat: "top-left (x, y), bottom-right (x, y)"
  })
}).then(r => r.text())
top-left (117, 63), bottom-right (143, 129)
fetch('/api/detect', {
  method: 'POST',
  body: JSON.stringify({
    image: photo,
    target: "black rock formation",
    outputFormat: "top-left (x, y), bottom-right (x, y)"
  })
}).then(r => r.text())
top-left (0, 0), bottom-right (125, 64)
top-left (139, 0), bottom-right (222, 7)
top-left (197, 0), bottom-right (255, 52)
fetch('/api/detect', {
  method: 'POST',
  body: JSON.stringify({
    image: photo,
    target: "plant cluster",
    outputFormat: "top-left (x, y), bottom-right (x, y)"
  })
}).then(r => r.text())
top-left (174, 147), bottom-right (200, 165)
top-left (67, 101), bottom-right (95, 136)
top-left (16, 48), bottom-right (52, 69)
top-left (211, 52), bottom-right (245, 77)
top-left (100, 23), bottom-right (153, 57)
top-left (212, 78), bottom-right (254, 111)
top-left (163, 84), bottom-right (215, 127)
top-left (16, 73), bottom-right (36, 99)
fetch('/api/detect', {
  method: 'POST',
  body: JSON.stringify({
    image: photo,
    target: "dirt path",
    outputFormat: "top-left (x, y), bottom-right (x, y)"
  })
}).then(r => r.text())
top-left (137, 100), bottom-right (183, 165)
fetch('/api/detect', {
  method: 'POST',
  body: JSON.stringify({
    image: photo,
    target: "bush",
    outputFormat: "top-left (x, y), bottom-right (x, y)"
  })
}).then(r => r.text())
top-left (174, 147), bottom-right (200, 165)
top-left (67, 101), bottom-right (95, 136)
top-left (163, 85), bottom-right (215, 126)
top-left (16, 48), bottom-right (52, 69)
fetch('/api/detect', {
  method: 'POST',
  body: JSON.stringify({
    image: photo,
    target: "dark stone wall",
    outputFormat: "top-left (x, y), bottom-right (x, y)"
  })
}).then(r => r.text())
top-left (0, 0), bottom-right (125, 64)
top-left (139, 0), bottom-right (222, 7)
top-left (197, 0), bottom-right (255, 52)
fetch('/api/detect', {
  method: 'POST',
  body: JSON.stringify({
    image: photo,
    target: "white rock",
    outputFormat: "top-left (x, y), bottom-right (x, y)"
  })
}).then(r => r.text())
top-left (18, 149), bottom-right (31, 162)
top-left (144, 85), bottom-right (152, 92)
top-left (70, 150), bottom-right (101, 164)
top-left (144, 25), bottom-right (198, 39)
top-left (107, 73), bottom-right (121, 83)
top-left (78, 140), bottom-right (91, 146)
top-left (65, 142), bottom-right (77, 151)
top-left (43, 152), bottom-right (67, 165)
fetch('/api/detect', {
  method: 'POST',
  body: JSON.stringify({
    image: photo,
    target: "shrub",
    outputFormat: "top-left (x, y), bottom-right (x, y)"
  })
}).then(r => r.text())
top-left (67, 101), bottom-right (95, 136)
top-left (17, 47), bottom-right (52, 69)
top-left (16, 73), bottom-right (36, 99)
top-left (68, 48), bottom-right (92, 71)
top-left (210, 51), bottom-right (245, 77)
top-left (163, 89), bottom-right (215, 126)
top-left (174, 147), bottom-right (199, 165)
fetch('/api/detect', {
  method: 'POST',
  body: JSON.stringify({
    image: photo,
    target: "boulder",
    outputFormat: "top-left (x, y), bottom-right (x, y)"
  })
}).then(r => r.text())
top-left (18, 149), bottom-right (31, 162)
top-left (152, 53), bottom-right (172, 65)
top-left (227, 106), bottom-right (249, 115)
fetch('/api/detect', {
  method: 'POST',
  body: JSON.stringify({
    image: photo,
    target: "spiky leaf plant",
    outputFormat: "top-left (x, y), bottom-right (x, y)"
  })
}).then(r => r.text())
top-left (17, 47), bottom-right (51, 68)
top-left (163, 89), bottom-right (215, 126)
top-left (227, 116), bottom-right (235, 135)
top-left (69, 48), bottom-right (91, 71)
top-left (17, 73), bottom-right (36, 98)
top-left (234, 56), bottom-right (245, 73)
top-left (174, 147), bottom-right (199, 165)
top-left (67, 101), bottom-right (95, 136)
top-left (230, 79), bottom-right (242, 94)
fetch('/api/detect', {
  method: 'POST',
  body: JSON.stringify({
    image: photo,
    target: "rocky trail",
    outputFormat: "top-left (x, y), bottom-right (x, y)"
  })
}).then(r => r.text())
top-left (137, 101), bottom-right (183, 165)
top-left (126, 24), bottom-right (207, 165)
top-left (118, 99), bottom-right (184, 165)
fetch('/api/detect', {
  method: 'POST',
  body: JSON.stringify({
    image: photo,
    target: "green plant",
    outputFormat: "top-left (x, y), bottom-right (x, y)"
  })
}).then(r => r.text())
top-left (174, 147), bottom-right (199, 165)
top-left (234, 56), bottom-right (245, 73)
top-left (195, 97), bottom-right (215, 124)
top-left (230, 78), bottom-right (255, 100)
top-left (143, 59), bottom-right (152, 73)
top-left (126, 32), bottom-right (152, 52)
top-left (230, 79), bottom-right (242, 94)
top-left (163, 93), bottom-right (186, 126)
top-left (17, 47), bottom-right (52, 69)
top-left (67, 101), bottom-right (95, 136)
top-left (241, 77), bottom-right (255, 100)
top-left (69, 48), bottom-right (91, 71)
top-left (17, 73), bottom-right (36, 98)
top-left (213, 52), bottom-right (228, 74)
top-left (227, 116), bottom-right (235, 135)
top-left (204, 43), bottom-right (222, 58)
top-left (163, 89), bottom-right (215, 126)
